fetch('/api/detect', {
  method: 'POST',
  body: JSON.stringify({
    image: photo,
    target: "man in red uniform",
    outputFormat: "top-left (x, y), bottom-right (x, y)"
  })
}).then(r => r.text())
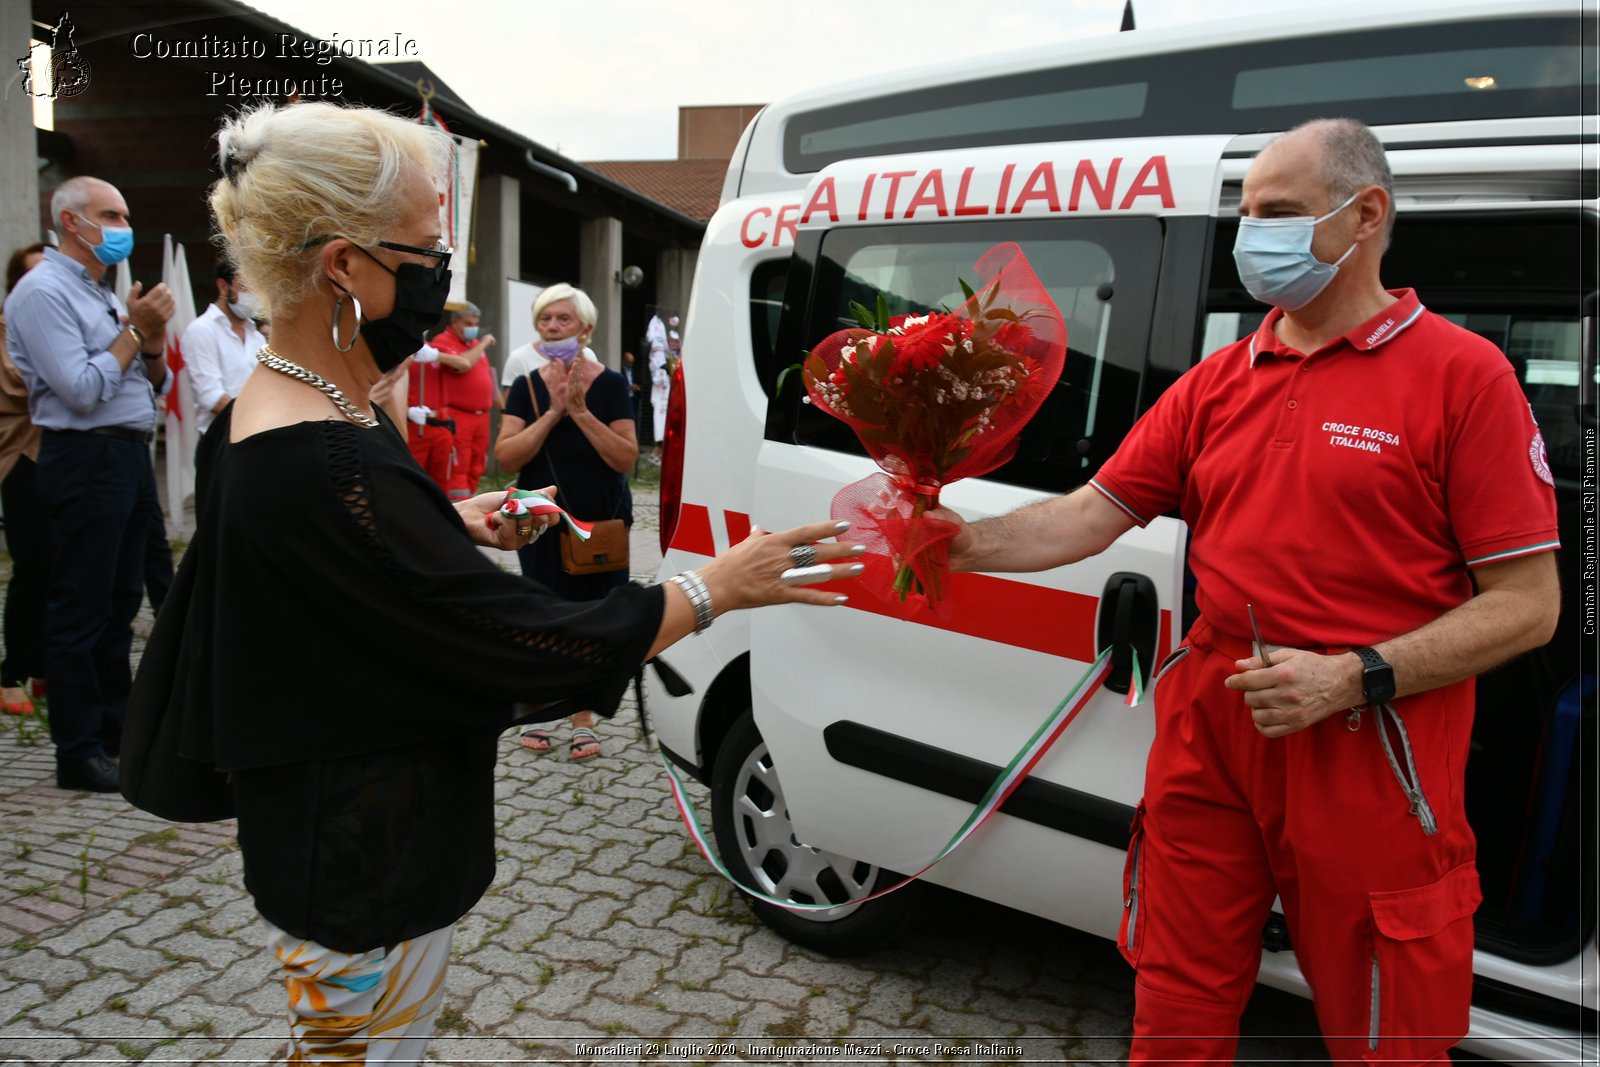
top-left (428, 303), bottom-right (496, 500)
top-left (405, 336), bottom-right (454, 494)
top-left (940, 119), bottom-right (1559, 1065)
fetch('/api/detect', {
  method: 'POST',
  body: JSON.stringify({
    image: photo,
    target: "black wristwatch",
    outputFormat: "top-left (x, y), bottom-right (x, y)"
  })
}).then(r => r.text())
top-left (1352, 646), bottom-right (1396, 706)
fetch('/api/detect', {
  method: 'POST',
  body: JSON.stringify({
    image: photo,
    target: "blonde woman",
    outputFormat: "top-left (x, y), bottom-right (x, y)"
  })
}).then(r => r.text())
top-left (494, 283), bottom-right (635, 761)
top-left (145, 101), bottom-right (861, 1063)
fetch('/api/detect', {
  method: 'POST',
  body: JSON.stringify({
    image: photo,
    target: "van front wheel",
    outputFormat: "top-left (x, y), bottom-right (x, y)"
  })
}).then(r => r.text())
top-left (708, 710), bottom-right (925, 956)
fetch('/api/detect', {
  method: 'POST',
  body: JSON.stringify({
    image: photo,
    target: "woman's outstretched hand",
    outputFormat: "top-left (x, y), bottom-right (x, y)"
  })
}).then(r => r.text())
top-left (697, 520), bottom-right (866, 613)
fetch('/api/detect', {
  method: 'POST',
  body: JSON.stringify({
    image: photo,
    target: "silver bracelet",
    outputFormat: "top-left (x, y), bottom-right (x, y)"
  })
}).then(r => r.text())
top-left (668, 570), bottom-right (714, 635)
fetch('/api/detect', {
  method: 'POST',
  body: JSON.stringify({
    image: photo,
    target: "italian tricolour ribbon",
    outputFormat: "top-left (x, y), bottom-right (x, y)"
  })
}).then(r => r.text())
top-left (661, 645), bottom-right (1142, 913)
top-left (497, 488), bottom-right (593, 541)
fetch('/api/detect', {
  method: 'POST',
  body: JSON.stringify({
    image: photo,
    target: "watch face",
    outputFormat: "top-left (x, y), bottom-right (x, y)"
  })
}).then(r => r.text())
top-left (1364, 664), bottom-right (1397, 704)
top-left (1355, 647), bottom-right (1396, 704)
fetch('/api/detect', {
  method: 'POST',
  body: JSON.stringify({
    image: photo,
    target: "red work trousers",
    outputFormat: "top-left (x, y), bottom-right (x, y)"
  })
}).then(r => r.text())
top-left (444, 407), bottom-right (490, 501)
top-left (1120, 618), bottom-right (1480, 1066)
top-left (406, 422), bottom-right (454, 495)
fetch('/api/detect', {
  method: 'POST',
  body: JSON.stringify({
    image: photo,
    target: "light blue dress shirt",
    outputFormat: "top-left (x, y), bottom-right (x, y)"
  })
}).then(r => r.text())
top-left (3, 246), bottom-right (162, 432)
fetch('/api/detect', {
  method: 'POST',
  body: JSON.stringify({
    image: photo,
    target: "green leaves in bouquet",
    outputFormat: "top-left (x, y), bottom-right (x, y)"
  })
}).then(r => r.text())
top-left (775, 362), bottom-right (803, 397)
top-left (847, 293), bottom-right (893, 334)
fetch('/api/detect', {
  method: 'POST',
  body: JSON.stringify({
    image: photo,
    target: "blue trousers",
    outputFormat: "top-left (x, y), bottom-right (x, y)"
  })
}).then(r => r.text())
top-left (36, 430), bottom-right (158, 764)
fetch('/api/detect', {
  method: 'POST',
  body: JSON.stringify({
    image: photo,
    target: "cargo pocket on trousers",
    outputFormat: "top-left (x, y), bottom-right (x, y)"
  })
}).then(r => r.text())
top-left (1118, 800), bottom-right (1148, 967)
top-left (1149, 645), bottom-right (1191, 695)
top-left (1364, 862), bottom-right (1481, 1060)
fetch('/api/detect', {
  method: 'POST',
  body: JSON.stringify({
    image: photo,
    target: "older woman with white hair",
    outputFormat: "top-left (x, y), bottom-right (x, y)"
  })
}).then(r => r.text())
top-left (133, 101), bottom-right (861, 1064)
top-left (495, 282), bottom-right (636, 761)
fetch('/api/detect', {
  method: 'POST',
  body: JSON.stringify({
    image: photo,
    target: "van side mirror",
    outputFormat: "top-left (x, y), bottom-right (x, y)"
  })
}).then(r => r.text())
top-left (1580, 290), bottom-right (1597, 431)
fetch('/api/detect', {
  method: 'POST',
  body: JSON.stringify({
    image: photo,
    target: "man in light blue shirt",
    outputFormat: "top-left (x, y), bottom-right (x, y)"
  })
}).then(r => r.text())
top-left (4, 175), bottom-right (175, 793)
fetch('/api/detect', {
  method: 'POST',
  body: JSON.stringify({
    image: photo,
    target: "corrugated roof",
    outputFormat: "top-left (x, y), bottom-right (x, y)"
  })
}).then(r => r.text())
top-left (582, 159), bottom-right (729, 223)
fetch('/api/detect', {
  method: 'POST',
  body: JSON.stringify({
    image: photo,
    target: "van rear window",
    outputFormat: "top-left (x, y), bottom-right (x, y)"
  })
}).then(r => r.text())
top-left (783, 16), bottom-right (1592, 174)
top-left (1233, 46), bottom-right (1585, 110)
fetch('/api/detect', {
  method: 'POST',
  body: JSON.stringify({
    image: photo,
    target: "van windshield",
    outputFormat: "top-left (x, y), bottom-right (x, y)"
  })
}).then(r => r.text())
top-left (784, 15), bottom-right (1592, 173)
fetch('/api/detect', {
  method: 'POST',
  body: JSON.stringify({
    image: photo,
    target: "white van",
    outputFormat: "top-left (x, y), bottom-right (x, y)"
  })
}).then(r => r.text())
top-left (648, 3), bottom-right (1596, 1062)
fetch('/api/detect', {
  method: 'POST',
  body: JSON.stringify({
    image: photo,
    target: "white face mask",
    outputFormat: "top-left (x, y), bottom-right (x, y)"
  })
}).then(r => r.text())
top-left (226, 288), bottom-right (260, 321)
top-left (1232, 191), bottom-right (1361, 311)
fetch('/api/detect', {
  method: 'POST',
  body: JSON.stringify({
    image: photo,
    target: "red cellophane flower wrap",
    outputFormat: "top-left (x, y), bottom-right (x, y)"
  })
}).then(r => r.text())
top-left (802, 242), bottom-right (1066, 614)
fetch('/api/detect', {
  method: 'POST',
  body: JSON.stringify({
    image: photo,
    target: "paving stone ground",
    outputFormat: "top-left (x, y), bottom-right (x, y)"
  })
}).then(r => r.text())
top-left (0, 476), bottom-right (1336, 1065)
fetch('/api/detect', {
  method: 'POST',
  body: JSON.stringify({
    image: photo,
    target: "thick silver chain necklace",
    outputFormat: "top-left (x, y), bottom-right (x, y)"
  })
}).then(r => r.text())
top-left (255, 345), bottom-right (379, 428)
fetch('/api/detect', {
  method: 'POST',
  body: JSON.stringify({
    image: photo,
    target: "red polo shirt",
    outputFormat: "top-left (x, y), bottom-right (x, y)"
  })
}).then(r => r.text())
top-left (431, 329), bottom-right (496, 412)
top-left (1091, 289), bottom-right (1559, 650)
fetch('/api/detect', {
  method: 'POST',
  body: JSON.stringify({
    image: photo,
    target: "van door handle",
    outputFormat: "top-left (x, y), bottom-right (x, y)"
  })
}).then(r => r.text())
top-left (1096, 572), bottom-right (1158, 695)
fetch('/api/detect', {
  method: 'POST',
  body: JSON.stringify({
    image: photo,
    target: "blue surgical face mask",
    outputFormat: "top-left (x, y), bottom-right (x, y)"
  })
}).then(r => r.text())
top-left (541, 335), bottom-right (581, 363)
top-left (1232, 191), bottom-right (1361, 311)
top-left (460, 325), bottom-right (480, 341)
top-left (74, 213), bottom-right (134, 267)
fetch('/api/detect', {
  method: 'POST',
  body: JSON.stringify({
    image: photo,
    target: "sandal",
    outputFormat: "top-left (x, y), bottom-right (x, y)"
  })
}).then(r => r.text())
top-left (569, 727), bottom-right (601, 762)
top-left (519, 729), bottom-right (554, 752)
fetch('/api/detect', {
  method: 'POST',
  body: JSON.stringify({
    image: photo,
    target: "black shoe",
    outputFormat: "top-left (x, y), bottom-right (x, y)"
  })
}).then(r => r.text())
top-left (57, 754), bottom-right (121, 793)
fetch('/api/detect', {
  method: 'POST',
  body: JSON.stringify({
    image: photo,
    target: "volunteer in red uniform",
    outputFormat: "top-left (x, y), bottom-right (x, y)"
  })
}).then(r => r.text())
top-left (938, 119), bottom-right (1559, 1065)
top-left (429, 302), bottom-right (495, 500)
top-left (405, 335), bottom-right (453, 494)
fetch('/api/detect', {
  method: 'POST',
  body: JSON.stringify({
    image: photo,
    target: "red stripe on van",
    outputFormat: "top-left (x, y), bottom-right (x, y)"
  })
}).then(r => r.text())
top-left (671, 504), bottom-right (717, 556)
top-left (817, 572), bottom-right (1100, 661)
top-left (672, 505), bottom-right (1179, 662)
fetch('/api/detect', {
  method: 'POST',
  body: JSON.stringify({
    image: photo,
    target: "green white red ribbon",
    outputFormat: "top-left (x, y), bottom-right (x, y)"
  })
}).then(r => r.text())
top-left (660, 645), bottom-right (1139, 913)
top-left (498, 488), bottom-right (594, 540)
top-left (1123, 647), bottom-right (1146, 708)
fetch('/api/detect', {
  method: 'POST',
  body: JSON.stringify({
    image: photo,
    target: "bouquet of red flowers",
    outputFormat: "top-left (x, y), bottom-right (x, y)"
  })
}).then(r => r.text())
top-left (802, 242), bottom-right (1066, 613)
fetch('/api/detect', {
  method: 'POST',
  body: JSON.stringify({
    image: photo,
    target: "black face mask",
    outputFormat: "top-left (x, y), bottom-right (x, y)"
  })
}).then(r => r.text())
top-left (335, 247), bottom-right (451, 374)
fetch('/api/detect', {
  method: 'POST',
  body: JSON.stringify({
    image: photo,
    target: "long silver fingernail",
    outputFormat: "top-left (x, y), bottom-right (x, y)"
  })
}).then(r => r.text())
top-left (849, 543), bottom-right (867, 556)
top-left (847, 562), bottom-right (865, 575)
top-left (780, 563), bottom-right (833, 586)
top-left (834, 595), bottom-right (849, 604)
top-left (834, 521), bottom-right (852, 532)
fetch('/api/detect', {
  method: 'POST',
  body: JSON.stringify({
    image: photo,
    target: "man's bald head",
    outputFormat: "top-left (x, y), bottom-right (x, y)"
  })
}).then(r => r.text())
top-left (1259, 119), bottom-right (1394, 247)
top-left (50, 176), bottom-right (117, 230)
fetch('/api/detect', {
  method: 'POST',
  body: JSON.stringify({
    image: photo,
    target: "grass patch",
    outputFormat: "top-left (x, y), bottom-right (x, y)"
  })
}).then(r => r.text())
top-left (133, 828), bottom-right (180, 849)
top-left (434, 1004), bottom-right (469, 1034)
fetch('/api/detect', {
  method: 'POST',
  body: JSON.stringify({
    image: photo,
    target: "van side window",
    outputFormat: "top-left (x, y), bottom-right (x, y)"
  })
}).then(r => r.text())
top-left (770, 219), bottom-right (1161, 494)
top-left (749, 259), bottom-right (789, 394)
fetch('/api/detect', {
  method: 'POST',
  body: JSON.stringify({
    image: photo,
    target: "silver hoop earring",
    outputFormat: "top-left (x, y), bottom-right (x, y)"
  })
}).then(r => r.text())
top-left (331, 293), bottom-right (362, 353)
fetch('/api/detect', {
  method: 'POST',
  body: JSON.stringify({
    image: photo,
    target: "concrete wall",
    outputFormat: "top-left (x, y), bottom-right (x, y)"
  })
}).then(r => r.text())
top-left (474, 173), bottom-right (520, 374)
top-left (578, 216), bottom-right (622, 367)
top-left (655, 247), bottom-right (698, 329)
top-left (1, 5), bottom-right (43, 263)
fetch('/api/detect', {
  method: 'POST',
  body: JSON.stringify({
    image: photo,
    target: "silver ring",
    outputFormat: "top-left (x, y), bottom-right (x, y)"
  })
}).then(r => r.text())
top-left (780, 563), bottom-right (832, 586)
top-left (788, 544), bottom-right (818, 568)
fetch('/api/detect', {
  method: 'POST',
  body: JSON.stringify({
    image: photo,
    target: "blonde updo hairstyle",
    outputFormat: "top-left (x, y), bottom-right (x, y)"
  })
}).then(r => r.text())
top-left (209, 102), bottom-right (451, 320)
top-left (532, 283), bottom-right (597, 342)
